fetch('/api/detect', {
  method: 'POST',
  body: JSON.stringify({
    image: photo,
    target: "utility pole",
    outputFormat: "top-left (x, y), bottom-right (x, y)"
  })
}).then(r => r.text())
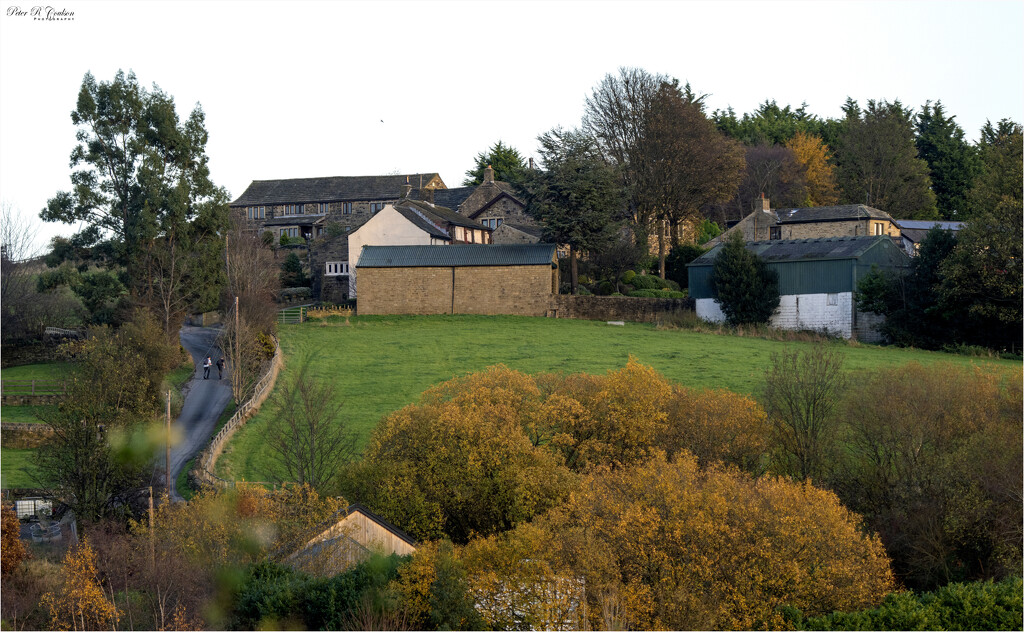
top-left (148, 486), bottom-right (155, 572)
top-left (166, 391), bottom-right (171, 493)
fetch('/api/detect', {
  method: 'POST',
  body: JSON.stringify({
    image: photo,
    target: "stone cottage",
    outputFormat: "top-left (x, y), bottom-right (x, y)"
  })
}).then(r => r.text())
top-left (711, 198), bottom-right (903, 245)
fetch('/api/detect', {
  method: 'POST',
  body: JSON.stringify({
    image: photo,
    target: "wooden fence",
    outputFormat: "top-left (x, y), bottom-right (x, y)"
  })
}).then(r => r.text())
top-left (1, 379), bottom-right (66, 396)
top-left (191, 337), bottom-right (283, 489)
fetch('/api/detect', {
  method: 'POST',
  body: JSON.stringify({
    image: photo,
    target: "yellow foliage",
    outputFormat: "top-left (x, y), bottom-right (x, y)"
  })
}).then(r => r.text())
top-left (786, 131), bottom-right (839, 207)
top-left (133, 485), bottom-right (344, 567)
top-left (472, 452), bottom-right (894, 631)
top-left (39, 538), bottom-right (122, 631)
top-left (1, 503), bottom-right (28, 576)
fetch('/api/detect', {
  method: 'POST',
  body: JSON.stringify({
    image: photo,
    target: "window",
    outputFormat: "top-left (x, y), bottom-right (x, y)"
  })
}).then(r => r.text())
top-left (770, 226), bottom-right (781, 240)
top-left (874, 222), bottom-right (884, 235)
top-left (827, 293), bottom-right (838, 306)
top-left (258, 206), bottom-right (265, 218)
top-left (325, 261), bottom-right (349, 276)
top-left (342, 202), bottom-right (352, 214)
top-left (318, 202), bottom-right (330, 214)
top-left (280, 227), bottom-right (299, 238)
top-left (369, 202), bottom-right (385, 214)
top-left (480, 218), bottom-right (503, 229)
top-left (246, 206), bottom-right (265, 219)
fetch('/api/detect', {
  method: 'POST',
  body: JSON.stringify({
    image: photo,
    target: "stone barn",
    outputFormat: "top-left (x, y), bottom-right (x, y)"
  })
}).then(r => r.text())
top-left (355, 244), bottom-right (558, 316)
top-left (687, 236), bottom-right (910, 341)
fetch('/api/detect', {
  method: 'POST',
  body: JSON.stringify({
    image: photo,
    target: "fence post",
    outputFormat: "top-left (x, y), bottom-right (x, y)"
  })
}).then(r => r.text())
top-left (31, 380), bottom-right (35, 396)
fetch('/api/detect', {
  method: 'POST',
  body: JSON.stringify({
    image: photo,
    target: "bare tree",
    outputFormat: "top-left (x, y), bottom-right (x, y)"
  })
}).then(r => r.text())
top-left (1, 202), bottom-right (41, 342)
top-left (761, 343), bottom-right (848, 481)
top-left (264, 355), bottom-right (357, 491)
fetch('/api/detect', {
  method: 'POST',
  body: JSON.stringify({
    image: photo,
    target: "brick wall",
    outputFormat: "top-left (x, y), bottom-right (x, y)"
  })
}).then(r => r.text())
top-left (357, 265), bottom-right (555, 316)
top-left (553, 295), bottom-right (694, 323)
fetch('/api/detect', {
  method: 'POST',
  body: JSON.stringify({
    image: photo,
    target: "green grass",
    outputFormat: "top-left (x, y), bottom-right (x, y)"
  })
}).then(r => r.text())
top-left (216, 314), bottom-right (1020, 482)
top-left (0, 362), bottom-right (72, 382)
top-left (1, 448), bottom-right (39, 489)
top-left (0, 405), bottom-right (48, 423)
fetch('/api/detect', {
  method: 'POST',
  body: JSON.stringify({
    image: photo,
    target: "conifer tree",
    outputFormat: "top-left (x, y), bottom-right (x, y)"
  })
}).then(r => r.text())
top-left (710, 232), bottom-right (779, 325)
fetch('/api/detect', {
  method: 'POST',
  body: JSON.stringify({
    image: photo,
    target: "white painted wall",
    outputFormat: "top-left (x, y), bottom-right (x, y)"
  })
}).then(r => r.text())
top-left (696, 292), bottom-right (869, 339)
top-left (347, 205), bottom-right (440, 299)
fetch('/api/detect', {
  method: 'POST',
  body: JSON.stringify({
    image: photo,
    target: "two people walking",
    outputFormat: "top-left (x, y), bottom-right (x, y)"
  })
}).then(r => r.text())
top-left (203, 356), bottom-right (226, 380)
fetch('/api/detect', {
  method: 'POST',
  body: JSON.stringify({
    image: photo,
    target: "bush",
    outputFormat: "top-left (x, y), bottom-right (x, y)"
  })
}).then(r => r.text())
top-left (630, 274), bottom-right (662, 290)
top-left (278, 287), bottom-right (311, 301)
top-left (792, 577), bottom-right (1024, 631)
top-left (595, 280), bottom-right (615, 296)
top-left (627, 289), bottom-right (687, 298)
top-left (621, 270), bottom-right (636, 284)
top-left (665, 243), bottom-right (707, 289)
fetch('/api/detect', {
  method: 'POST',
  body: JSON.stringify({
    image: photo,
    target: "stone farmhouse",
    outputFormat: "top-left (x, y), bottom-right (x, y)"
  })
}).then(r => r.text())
top-left (229, 167), bottom-right (539, 302)
top-left (355, 244), bottom-right (559, 317)
top-left (710, 198), bottom-right (902, 245)
top-left (893, 219), bottom-right (965, 256)
top-left (688, 235), bottom-right (910, 341)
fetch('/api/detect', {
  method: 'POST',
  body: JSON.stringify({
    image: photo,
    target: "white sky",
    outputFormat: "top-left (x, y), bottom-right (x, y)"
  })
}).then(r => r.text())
top-left (2, 0), bottom-right (1022, 253)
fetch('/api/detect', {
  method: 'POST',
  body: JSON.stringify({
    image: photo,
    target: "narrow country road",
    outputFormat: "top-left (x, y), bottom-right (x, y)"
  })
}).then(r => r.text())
top-left (167, 325), bottom-right (233, 501)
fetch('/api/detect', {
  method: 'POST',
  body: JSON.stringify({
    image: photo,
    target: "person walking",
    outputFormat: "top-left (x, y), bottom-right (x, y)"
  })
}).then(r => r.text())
top-left (216, 357), bottom-right (225, 380)
top-left (203, 356), bottom-right (212, 379)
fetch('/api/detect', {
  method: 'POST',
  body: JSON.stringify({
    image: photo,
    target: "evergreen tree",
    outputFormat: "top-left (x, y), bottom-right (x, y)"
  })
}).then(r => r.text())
top-left (835, 99), bottom-right (938, 219)
top-left (915, 101), bottom-right (981, 220)
top-left (41, 71), bottom-right (230, 333)
top-left (969, 119), bottom-right (1023, 214)
top-left (710, 232), bottom-right (780, 325)
top-left (462, 141), bottom-right (527, 186)
top-left (520, 127), bottom-right (625, 294)
top-left (280, 252), bottom-right (309, 288)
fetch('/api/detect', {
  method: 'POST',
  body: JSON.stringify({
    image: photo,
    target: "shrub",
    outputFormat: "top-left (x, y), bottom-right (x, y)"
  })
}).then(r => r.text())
top-left (630, 274), bottom-right (662, 290)
top-left (710, 232), bottom-right (780, 325)
top-left (791, 577), bottom-right (1024, 631)
top-left (596, 280), bottom-right (615, 296)
top-left (621, 270), bottom-right (636, 284)
top-left (627, 289), bottom-right (686, 298)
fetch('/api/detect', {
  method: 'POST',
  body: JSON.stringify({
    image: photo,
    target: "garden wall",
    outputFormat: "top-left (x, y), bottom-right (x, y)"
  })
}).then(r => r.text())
top-left (553, 295), bottom-right (695, 323)
top-left (1, 422), bottom-right (54, 449)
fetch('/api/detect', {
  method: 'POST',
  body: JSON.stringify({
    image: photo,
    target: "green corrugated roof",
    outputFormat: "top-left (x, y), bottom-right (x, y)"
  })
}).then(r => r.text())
top-left (357, 244), bottom-right (557, 268)
top-left (689, 236), bottom-right (898, 265)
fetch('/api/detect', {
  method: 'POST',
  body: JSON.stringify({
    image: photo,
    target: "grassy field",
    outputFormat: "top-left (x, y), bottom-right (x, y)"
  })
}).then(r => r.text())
top-left (215, 314), bottom-right (1020, 483)
top-left (1, 449), bottom-right (38, 489)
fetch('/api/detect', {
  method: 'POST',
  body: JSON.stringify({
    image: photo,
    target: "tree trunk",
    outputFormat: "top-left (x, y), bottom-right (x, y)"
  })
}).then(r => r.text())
top-left (570, 245), bottom-right (579, 295)
top-left (658, 218), bottom-right (667, 279)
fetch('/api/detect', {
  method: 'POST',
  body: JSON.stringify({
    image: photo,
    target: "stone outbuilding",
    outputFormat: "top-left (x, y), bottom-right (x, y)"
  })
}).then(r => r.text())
top-left (687, 235), bottom-right (910, 341)
top-left (355, 244), bottom-right (558, 316)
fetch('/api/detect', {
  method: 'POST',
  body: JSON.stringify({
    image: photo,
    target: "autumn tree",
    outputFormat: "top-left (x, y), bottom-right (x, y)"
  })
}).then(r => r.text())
top-left (393, 540), bottom-right (483, 631)
top-left (463, 140), bottom-right (527, 185)
top-left (465, 452), bottom-right (894, 631)
top-left (1, 503), bottom-right (27, 577)
top-left (41, 70), bottom-right (230, 334)
top-left (40, 539), bottom-right (122, 631)
top-left (341, 367), bottom-right (577, 543)
top-left (915, 101), bottom-right (981, 219)
top-left (786, 131), bottom-right (840, 206)
top-left (520, 127), bottom-right (624, 294)
top-left (834, 363), bottom-right (1023, 589)
top-left (643, 81), bottom-right (745, 275)
top-left (834, 99), bottom-right (938, 219)
top-left (761, 344), bottom-right (848, 481)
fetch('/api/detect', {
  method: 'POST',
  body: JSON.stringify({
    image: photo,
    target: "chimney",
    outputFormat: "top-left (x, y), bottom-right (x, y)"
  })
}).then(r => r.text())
top-left (483, 164), bottom-right (495, 184)
top-left (402, 176), bottom-right (412, 199)
top-left (529, 157), bottom-right (535, 170)
top-left (758, 193), bottom-right (771, 213)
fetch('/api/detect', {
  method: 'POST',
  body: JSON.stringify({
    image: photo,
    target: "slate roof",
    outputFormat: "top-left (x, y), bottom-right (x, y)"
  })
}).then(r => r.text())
top-left (357, 244), bottom-right (557, 268)
top-left (895, 219), bottom-right (965, 231)
top-left (499, 223), bottom-right (544, 239)
top-left (774, 205), bottom-right (894, 224)
top-left (689, 236), bottom-right (899, 266)
top-left (432, 187), bottom-right (475, 211)
top-left (262, 215), bottom-right (327, 227)
top-left (393, 206), bottom-right (450, 240)
top-left (399, 199), bottom-right (488, 230)
top-left (231, 173), bottom-right (443, 205)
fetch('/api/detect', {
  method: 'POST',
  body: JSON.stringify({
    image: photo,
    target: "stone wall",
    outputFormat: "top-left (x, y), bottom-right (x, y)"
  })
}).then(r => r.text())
top-left (1, 394), bottom-right (61, 406)
top-left (1, 343), bottom-right (60, 368)
top-left (357, 265), bottom-right (557, 317)
top-left (553, 295), bottom-right (695, 323)
top-left (782, 219), bottom-right (900, 240)
top-left (1, 422), bottom-right (54, 449)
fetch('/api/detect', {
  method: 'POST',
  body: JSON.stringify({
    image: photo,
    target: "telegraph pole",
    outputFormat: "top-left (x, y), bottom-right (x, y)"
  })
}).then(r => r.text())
top-left (166, 391), bottom-right (171, 493)
top-left (148, 486), bottom-right (155, 572)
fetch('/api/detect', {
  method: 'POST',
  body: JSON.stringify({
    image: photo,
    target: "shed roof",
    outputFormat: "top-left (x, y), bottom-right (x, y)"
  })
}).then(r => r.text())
top-left (393, 206), bottom-right (450, 240)
top-left (231, 173), bottom-right (444, 205)
top-left (399, 199), bottom-right (488, 230)
top-left (689, 236), bottom-right (900, 266)
top-left (774, 205), bottom-right (894, 224)
top-left (357, 244), bottom-right (557, 268)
